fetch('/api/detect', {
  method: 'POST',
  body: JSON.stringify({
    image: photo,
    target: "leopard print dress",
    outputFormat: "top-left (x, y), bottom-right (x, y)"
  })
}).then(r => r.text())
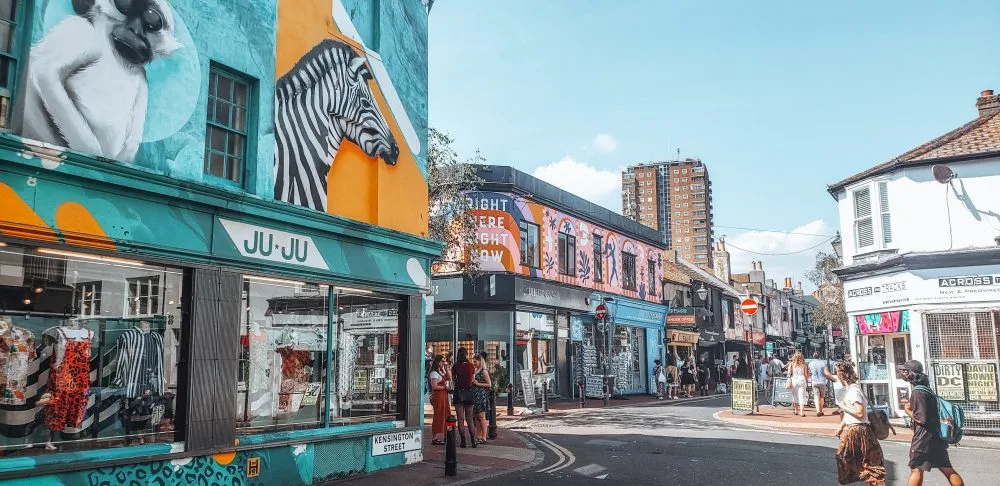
top-left (45, 328), bottom-right (93, 432)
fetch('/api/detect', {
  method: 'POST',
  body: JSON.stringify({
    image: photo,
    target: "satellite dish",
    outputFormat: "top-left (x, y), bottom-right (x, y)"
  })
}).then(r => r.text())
top-left (932, 165), bottom-right (955, 184)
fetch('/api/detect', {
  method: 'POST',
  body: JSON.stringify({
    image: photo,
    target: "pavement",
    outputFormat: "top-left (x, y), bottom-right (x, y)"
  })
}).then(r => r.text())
top-left (331, 393), bottom-right (720, 485)
top-left (477, 395), bottom-right (1000, 485)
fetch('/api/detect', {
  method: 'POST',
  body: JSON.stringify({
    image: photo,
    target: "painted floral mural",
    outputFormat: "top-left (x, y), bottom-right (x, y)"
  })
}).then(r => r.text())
top-left (467, 191), bottom-right (665, 303)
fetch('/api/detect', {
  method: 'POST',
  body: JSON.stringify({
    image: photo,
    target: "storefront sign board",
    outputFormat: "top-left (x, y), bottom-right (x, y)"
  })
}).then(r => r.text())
top-left (772, 377), bottom-right (793, 404)
top-left (855, 310), bottom-right (909, 336)
top-left (965, 363), bottom-right (999, 402)
top-left (371, 430), bottom-right (422, 456)
top-left (731, 379), bottom-right (756, 412)
top-left (932, 362), bottom-right (966, 401)
top-left (219, 219), bottom-right (330, 270)
top-left (844, 266), bottom-right (1000, 313)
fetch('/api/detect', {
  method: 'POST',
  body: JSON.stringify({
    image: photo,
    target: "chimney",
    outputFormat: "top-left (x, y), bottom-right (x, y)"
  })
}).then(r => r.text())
top-left (796, 281), bottom-right (804, 296)
top-left (977, 89), bottom-right (1000, 118)
top-left (783, 277), bottom-right (793, 291)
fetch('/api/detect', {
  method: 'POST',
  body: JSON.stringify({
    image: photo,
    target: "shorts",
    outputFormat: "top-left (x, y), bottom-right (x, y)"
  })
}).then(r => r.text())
top-left (812, 383), bottom-right (828, 397)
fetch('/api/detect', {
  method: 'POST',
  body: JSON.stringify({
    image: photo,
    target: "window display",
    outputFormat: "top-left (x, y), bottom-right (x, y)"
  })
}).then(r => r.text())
top-left (0, 244), bottom-right (181, 455)
top-left (332, 293), bottom-right (401, 424)
top-left (237, 278), bottom-right (328, 432)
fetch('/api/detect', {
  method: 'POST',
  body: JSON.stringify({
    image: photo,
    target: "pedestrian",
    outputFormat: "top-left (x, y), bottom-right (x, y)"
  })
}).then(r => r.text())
top-left (451, 347), bottom-right (478, 448)
top-left (809, 351), bottom-right (830, 416)
top-left (653, 359), bottom-right (666, 399)
top-left (901, 360), bottom-right (964, 486)
top-left (427, 355), bottom-right (450, 445)
top-left (759, 356), bottom-right (770, 391)
top-left (472, 353), bottom-right (493, 443)
top-left (787, 351), bottom-right (810, 416)
top-left (824, 360), bottom-right (846, 416)
top-left (666, 360), bottom-right (679, 399)
top-left (833, 362), bottom-right (886, 486)
top-left (735, 352), bottom-right (750, 380)
top-left (681, 355), bottom-right (697, 397)
top-left (697, 357), bottom-right (710, 396)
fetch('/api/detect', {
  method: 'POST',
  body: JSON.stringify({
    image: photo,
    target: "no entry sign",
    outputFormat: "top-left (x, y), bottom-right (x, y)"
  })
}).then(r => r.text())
top-left (741, 298), bottom-right (759, 315)
top-left (595, 304), bottom-right (608, 320)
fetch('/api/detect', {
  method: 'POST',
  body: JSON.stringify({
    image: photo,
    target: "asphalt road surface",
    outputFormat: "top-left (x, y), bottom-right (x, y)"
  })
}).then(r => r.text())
top-left (481, 395), bottom-right (996, 485)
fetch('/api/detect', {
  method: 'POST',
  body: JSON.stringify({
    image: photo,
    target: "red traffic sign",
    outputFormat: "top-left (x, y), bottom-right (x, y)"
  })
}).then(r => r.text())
top-left (595, 304), bottom-right (609, 320)
top-left (741, 298), bottom-right (759, 315)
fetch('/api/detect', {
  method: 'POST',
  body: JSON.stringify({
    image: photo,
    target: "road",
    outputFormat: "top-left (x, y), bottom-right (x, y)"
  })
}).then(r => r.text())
top-left (480, 396), bottom-right (996, 485)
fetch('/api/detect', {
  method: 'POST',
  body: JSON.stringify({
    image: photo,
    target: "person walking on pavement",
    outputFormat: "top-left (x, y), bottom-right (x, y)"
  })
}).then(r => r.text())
top-left (451, 347), bottom-right (478, 448)
top-left (787, 352), bottom-right (810, 416)
top-left (833, 362), bottom-right (886, 486)
top-left (901, 360), bottom-right (964, 486)
top-left (697, 357), bottom-right (710, 396)
top-left (653, 359), bottom-right (666, 399)
top-left (472, 353), bottom-right (493, 444)
top-left (666, 360), bottom-right (679, 399)
top-left (767, 354), bottom-right (784, 395)
top-left (809, 352), bottom-right (830, 416)
top-left (681, 355), bottom-right (697, 398)
top-left (427, 355), bottom-right (451, 445)
top-left (759, 356), bottom-right (770, 392)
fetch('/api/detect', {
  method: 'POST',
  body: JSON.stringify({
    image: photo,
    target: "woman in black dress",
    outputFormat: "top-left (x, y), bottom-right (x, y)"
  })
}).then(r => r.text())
top-left (472, 352), bottom-right (493, 443)
top-left (902, 360), bottom-right (964, 486)
top-left (681, 355), bottom-right (696, 397)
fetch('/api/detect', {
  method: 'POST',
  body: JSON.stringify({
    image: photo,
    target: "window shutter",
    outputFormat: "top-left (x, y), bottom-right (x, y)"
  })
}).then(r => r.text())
top-left (854, 188), bottom-right (871, 218)
top-left (854, 188), bottom-right (874, 248)
top-left (879, 182), bottom-right (892, 244)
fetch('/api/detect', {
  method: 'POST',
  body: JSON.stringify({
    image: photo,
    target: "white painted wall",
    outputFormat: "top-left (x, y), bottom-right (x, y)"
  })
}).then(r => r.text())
top-left (836, 156), bottom-right (1000, 265)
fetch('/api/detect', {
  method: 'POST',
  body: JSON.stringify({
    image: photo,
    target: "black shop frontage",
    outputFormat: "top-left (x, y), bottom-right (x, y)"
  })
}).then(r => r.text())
top-left (428, 274), bottom-right (594, 402)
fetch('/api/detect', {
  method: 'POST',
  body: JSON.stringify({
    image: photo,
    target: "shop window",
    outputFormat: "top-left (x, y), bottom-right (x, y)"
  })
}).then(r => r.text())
top-left (622, 252), bottom-right (637, 291)
top-left (519, 221), bottom-right (540, 268)
top-left (205, 65), bottom-right (252, 185)
top-left (593, 235), bottom-right (603, 283)
top-left (515, 312), bottom-right (554, 392)
top-left (333, 292), bottom-right (402, 424)
top-left (0, 0), bottom-right (28, 130)
top-left (647, 259), bottom-right (656, 296)
top-left (0, 243), bottom-right (182, 455)
top-left (237, 279), bottom-right (329, 432)
top-left (558, 232), bottom-right (576, 276)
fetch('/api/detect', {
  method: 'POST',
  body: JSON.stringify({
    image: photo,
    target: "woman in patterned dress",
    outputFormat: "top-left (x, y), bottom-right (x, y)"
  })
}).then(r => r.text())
top-left (472, 353), bottom-right (493, 443)
top-left (833, 362), bottom-right (886, 486)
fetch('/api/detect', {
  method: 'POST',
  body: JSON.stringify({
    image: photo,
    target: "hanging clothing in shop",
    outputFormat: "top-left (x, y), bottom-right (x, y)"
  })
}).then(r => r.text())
top-left (247, 328), bottom-right (270, 393)
top-left (112, 327), bottom-right (165, 398)
top-left (0, 325), bottom-right (37, 405)
top-left (45, 327), bottom-right (93, 432)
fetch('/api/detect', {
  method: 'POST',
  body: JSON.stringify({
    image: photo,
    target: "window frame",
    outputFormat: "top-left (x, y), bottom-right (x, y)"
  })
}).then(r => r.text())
top-left (75, 281), bottom-right (102, 317)
top-left (519, 221), bottom-right (541, 268)
top-left (126, 275), bottom-right (161, 317)
top-left (593, 235), bottom-right (603, 283)
top-left (622, 252), bottom-right (637, 291)
top-left (0, 0), bottom-right (31, 131)
top-left (647, 259), bottom-right (656, 296)
top-left (557, 231), bottom-right (576, 276)
top-left (204, 64), bottom-right (257, 188)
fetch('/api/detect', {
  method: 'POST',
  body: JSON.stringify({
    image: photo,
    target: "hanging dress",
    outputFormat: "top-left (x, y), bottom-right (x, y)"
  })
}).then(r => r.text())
top-left (45, 328), bottom-right (93, 432)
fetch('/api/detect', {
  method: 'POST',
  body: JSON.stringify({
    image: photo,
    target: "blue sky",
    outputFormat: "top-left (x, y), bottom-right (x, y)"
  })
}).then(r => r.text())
top-left (428, 0), bottom-right (1000, 286)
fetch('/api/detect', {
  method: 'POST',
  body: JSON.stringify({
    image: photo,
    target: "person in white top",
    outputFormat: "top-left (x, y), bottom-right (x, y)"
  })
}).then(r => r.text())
top-left (808, 352), bottom-right (830, 417)
top-left (833, 362), bottom-right (886, 486)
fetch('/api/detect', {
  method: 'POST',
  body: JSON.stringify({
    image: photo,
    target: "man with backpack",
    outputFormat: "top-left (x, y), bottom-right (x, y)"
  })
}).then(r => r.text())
top-left (902, 360), bottom-right (964, 486)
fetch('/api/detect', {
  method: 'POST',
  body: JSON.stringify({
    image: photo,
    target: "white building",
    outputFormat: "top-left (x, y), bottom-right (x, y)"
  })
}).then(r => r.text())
top-left (827, 89), bottom-right (1000, 432)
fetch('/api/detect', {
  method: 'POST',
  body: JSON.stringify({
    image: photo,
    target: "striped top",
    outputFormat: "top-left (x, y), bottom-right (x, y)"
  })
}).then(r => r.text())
top-left (112, 328), bottom-right (165, 398)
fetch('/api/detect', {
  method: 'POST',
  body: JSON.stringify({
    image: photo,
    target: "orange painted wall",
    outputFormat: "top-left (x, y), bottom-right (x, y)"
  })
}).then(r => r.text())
top-left (277, 0), bottom-right (428, 237)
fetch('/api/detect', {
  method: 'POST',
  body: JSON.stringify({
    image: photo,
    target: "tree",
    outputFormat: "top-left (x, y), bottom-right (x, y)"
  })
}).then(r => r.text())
top-left (427, 128), bottom-right (483, 276)
top-left (806, 251), bottom-right (848, 333)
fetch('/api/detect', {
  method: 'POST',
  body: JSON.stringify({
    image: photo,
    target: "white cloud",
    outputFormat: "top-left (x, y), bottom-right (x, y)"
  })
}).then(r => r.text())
top-left (532, 156), bottom-right (622, 212)
top-left (723, 219), bottom-right (834, 293)
top-left (590, 133), bottom-right (617, 153)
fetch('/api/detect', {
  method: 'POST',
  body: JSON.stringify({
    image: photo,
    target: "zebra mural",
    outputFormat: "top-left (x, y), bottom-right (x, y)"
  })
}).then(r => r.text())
top-left (274, 39), bottom-right (400, 213)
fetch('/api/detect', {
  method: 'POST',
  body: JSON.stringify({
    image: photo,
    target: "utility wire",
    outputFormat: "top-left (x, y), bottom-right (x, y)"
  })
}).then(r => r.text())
top-left (723, 236), bottom-right (836, 256)
top-left (714, 224), bottom-right (836, 237)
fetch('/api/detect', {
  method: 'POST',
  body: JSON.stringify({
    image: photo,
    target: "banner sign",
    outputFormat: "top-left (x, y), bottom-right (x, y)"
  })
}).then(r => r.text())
top-left (731, 379), bottom-right (756, 412)
top-left (965, 363), bottom-right (999, 402)
top-left (856, 310), bottom-right (910, 336)
top-left (520, 369), bottom-right (536, 407)
top-left (932, 362), bottom-right (966, 401)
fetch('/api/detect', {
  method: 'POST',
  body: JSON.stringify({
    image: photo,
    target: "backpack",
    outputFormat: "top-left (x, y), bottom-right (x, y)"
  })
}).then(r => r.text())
top-left (915, 385), bottom-right (964, 445)
top-left (867, 409), bottom-right (892, 440)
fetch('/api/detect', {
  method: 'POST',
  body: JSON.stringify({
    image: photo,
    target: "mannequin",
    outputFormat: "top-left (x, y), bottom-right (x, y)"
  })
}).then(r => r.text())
top-left (44, 319), bottom-right (94, 451)
top-left (0, 317), bottom-right (37, 406)
top-left (113, 320), bottom-right (165, 442)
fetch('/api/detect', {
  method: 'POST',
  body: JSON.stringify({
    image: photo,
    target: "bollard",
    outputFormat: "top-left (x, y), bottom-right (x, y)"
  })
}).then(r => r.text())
top-left (487, 390), bottom-right (498, 439)
top-left (542, 381), bottom-right (549, 412)
top-left (578, 383), bottom-right (585, 408)
top-left (506, 384), bottom-right (514, 416)
top-left (445, 415), bottom-right (458, 477)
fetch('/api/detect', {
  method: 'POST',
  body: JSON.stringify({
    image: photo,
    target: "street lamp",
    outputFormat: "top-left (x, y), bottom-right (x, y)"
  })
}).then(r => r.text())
top-left (696, 283), bottom-right (709, 302)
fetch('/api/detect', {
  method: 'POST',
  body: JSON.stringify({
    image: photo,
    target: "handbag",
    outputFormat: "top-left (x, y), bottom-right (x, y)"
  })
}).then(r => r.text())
top-left (458, 388), bottom-right (477, 404)
top-left (657, 371), bottom-right (667, 384)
